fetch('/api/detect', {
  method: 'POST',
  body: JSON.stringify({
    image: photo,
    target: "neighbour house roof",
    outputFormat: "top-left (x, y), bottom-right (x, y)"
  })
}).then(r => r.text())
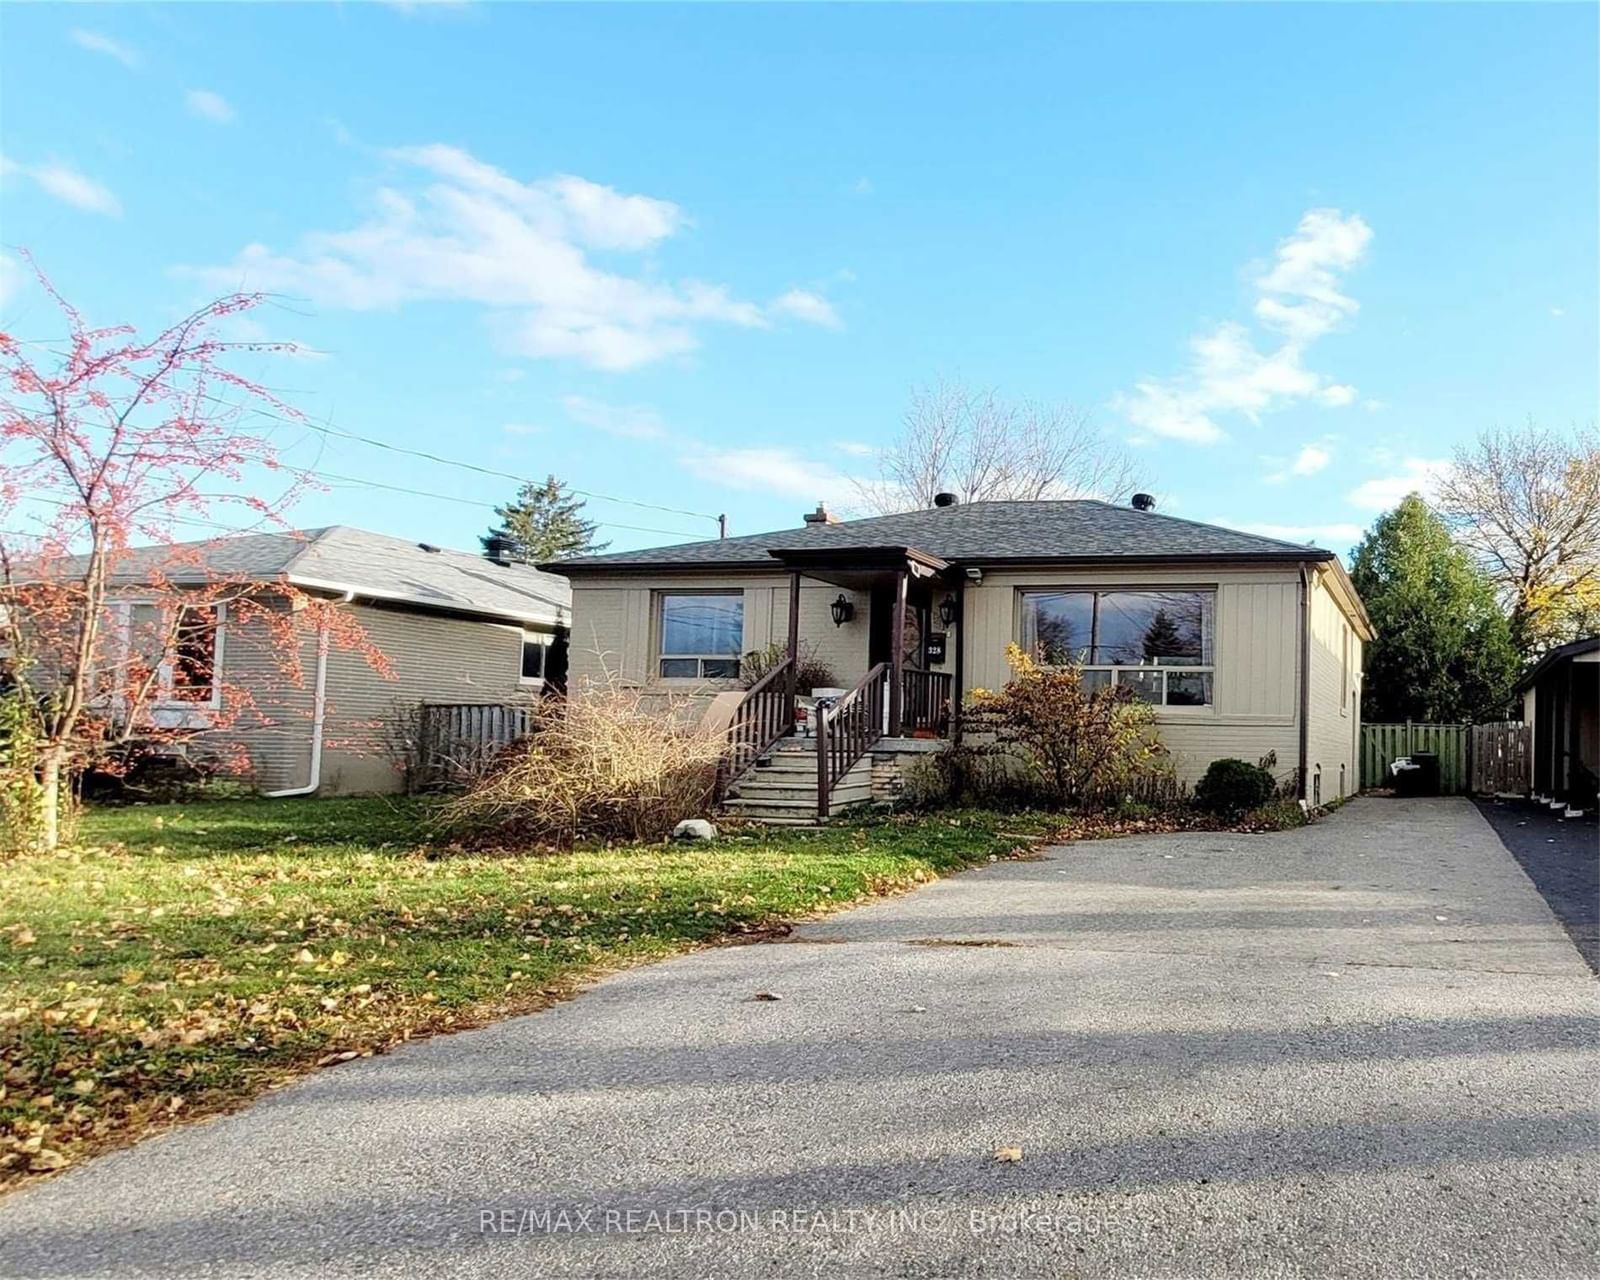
top-left (1512, 635), bottom-right (1600, 696)
top-left (95, 526), bottom-right (570, 627)
top-left (553, 500), bottom-right (1339, 572)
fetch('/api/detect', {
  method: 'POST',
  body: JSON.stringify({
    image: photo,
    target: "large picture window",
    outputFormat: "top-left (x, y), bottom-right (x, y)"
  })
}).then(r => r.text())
top-left (658, 592), bottom-right (743, 679)
top-left (1019, 588), bottom-right (1215, 706)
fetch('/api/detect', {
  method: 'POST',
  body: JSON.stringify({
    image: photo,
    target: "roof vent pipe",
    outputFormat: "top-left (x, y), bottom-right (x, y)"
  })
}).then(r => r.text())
top-left (1131, 493), bottom-right (1156, 512)
top-left (933, 492), bottom-right (959, 508)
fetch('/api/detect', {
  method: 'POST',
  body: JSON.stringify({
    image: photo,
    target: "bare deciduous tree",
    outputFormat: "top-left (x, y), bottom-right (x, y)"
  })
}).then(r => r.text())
top-left (855, 378), bottom-right (1144, 514)
top-left (1434, 419), bottom-right (1600, 653)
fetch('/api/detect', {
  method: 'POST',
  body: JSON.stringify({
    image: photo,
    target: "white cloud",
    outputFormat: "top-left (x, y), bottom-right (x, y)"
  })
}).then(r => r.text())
top-left (771, 288), bottom-right (841, 329)
top-left (1264, 440), bottom-right (1334, 484)
top-left (1214, 519), bottom-right (1364, 547)
top-left (69, 29), bottom-right (140, 69)
top-left (1551, 306), bottom-right (1566, 318)
top-left (186, 89), bottom-right (236, 124)
top-left (1116, 209), bottom-right (1372, 444)
top-left (190, 143), bottom-right (803, 371)
top-left (1, 156), bottom-right (122, 216)
top-left (681, 446), bottom-right (853, 499)
top-left (834, 440), bottom-right (875, 457)
top-left (562, 394), bottom-right (668, 441)
top-left (1346, 457), bottom-right (1448, 511)
top-left (502, 422), bottom-right (543, 436)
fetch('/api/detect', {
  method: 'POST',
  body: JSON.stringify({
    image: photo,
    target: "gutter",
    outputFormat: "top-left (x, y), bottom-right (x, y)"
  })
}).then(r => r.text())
top-left (1297, 563), bottom-right (1312, 801)
top-left (554, 550), bottom-right (1339, 576)
top-left (264, 589), bottom-right (355, 798)
top-left (286, 573), bottom-right (567, 629)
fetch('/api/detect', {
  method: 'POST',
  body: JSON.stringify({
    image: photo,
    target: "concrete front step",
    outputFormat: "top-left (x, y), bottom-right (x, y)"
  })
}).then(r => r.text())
top-left (727, 783), bottom-right (873, 805)
top-left (723, 799), bottom-right (876, 824)
top-left (722, 740), bottom-right (876, 825)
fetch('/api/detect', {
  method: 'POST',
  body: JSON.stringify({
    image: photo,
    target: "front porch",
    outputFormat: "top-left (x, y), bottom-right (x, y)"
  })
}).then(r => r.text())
top-left (719, 546), bottom-right (964, 824)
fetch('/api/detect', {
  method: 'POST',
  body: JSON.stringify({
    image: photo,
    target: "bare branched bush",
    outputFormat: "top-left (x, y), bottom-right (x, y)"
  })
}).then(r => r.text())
top-left (439, 686), bottom-right (725, 848)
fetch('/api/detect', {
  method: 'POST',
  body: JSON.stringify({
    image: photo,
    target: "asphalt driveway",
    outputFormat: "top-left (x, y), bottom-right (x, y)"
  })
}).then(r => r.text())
top-left (3, 798), bottom-right (1596, 1279)
top-left (1473, 796), bottom-right (1599, 974)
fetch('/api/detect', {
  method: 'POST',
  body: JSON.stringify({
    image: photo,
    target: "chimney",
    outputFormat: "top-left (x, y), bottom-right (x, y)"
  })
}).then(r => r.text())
top-left (803, 503), bottom-right (839, 526)
top-left (484, 534), bottom-right (514, 564)
top-left (933, 492), bottom-right (959, 508)
top-left (1131, 493), bottom-right (1156, 512)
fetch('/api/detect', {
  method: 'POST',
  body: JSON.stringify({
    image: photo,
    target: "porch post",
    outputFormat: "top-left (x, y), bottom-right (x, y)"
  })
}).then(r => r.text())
top-left (951, 578), bottom-right (965, 744)
top-left (888, 567), bottom-right (907, 737)
top-left (786, 569), bottom-right (801, 729)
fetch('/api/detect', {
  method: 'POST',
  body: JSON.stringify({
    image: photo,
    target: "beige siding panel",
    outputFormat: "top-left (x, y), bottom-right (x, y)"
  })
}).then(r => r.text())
top-left (567, 571), bottom-right (870, 695)
top-left (961, 563), bottom-right (1304, 787)
top-left (316, 602), bottom-right (531, 795)
top-left (1304, 571), bottom-right (1362, 801)
top-left (215, 597), bottom-right (318, 793)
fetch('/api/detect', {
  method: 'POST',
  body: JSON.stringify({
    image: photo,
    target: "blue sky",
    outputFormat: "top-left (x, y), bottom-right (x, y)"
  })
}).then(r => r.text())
top-left (2, 2), bottom-right (1595, 557)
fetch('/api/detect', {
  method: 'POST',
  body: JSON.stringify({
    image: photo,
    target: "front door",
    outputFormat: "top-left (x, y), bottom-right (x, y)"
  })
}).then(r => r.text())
top-left (868, 583), bottom-right (931, 671)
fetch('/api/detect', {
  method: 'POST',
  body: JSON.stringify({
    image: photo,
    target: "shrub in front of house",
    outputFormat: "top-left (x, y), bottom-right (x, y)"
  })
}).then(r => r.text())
top-left (960, 644), bottom-right (1171, 810)
top-left (1193, 758), bottom-right (1277, 817)
top-left (440, 686), bottom-right (725, 848)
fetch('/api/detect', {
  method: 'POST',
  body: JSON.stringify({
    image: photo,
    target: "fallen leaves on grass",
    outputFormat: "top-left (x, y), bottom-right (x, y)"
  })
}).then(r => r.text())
top-left (2, 800), bottom-right (1059, 1194)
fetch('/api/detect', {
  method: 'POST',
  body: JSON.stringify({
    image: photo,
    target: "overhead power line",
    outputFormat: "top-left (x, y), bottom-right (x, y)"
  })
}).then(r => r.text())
top-left (188, 391), bottom-right (725, 528)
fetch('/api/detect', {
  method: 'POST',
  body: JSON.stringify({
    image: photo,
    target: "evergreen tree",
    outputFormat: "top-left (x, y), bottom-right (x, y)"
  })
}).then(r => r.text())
top-left (1141, 609), bottom-right (1183, 660)
top-left (1348, 494), bottom-right (1520, 723)
top-left (482, 475), bottom-right (608, 562)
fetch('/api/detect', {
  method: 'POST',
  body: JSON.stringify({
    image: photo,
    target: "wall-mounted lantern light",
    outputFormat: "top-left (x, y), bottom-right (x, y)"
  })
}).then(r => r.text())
top-left (830, 593), bottom-right (855, 627)
top-left (939, 594), bottom-right (959, 627)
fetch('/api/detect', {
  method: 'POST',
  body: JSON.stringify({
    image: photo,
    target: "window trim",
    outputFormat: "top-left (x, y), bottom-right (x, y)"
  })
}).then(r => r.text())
top-left (655, 589), bottom-right (745, 682)
top-left (1016, 586), bottom-right (1217, 710)
top-left (519, 630), bottom-right (549, 686)
top-left (1339, 623), bottom-right (1352, 715)
top-left (122, 599), bottom-right (227, 711)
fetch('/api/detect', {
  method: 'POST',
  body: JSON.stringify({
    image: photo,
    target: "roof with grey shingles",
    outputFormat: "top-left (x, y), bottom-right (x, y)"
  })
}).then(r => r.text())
top-left (554, 500), bottom-right (1334, 571)
top-left (100, 526), bottom-right (569, 626)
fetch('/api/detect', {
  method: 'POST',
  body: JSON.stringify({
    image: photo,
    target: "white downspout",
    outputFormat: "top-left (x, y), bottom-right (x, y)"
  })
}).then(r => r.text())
top-left (265, 590), bottom-right (354, 798)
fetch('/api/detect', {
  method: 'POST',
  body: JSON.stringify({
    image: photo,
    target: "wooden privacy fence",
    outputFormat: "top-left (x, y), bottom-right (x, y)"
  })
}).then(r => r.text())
top-left (1469, 721), bottom-right (1532, 796)
top-left (1360, 723), bottom-right (1470, 794)
top-left (1360, 721), bottom-right (1532, 795)
top-left (417, 701), bottom-right (537, 789)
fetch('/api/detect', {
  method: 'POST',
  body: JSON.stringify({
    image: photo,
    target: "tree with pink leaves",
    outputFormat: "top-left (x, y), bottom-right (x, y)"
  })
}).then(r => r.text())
top-left (0, 263), bottom-right (387, 850)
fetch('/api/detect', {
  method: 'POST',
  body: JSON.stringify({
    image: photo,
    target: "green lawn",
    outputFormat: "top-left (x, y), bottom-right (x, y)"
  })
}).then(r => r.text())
top-left (0, 797), bottom-right (1061, 1189)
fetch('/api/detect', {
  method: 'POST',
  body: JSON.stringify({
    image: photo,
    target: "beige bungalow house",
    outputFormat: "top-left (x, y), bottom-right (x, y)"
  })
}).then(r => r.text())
top-left (556, 495), bottom-right (1373, 822)
top-left (61, 527), bottom-right (569, 796)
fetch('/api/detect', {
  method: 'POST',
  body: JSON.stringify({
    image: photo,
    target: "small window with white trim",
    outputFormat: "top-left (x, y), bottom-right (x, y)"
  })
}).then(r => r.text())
top-left (128, 602), bottom-right (224, 706)
top-left (658, 592), bottom-right (743, 679)
top-left (1019, 588), bottom-right (1215, 706)
top-left (520, 632), bottom-right (549, 683)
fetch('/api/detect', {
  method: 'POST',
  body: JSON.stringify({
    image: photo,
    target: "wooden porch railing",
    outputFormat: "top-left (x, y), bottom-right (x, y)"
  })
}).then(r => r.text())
top-left (816, 662), bottom-right (889, 820)
top-left (718, 657), bottom-right (795, 797)
top-left (899, 666), bottom-right (953, 737)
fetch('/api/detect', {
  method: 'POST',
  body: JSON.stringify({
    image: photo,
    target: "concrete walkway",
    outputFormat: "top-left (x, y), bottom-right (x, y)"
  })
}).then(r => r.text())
top-left (3, 798), bottom-right (1596, 1279)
